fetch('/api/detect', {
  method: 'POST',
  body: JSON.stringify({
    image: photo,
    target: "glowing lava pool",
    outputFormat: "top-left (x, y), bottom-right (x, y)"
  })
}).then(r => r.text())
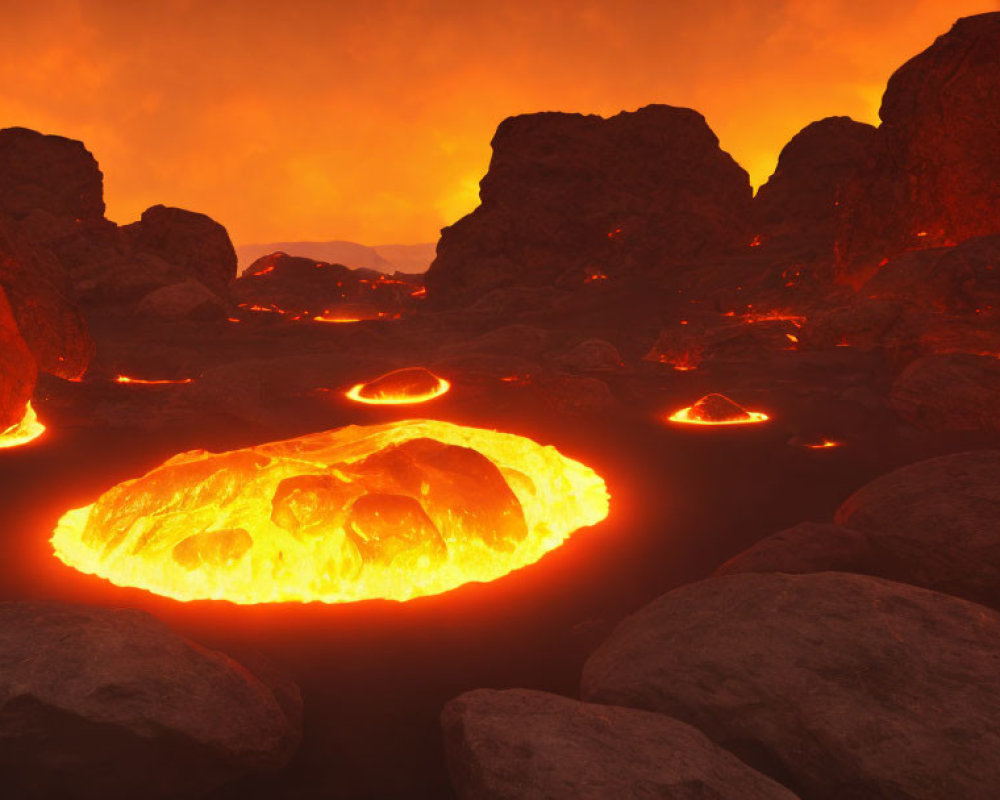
top-left (667, 393), bottom-right (769, 426)
top-left (0, 403), bottom-right (45, 449)
top-left (52, 420), bottom-right (609, 604)
top-left (346, 367), bottom-right (450, 405)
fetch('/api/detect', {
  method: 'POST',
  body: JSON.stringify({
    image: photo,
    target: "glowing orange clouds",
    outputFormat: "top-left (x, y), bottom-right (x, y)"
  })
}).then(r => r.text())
top-left (0, 403), bottom-right (45, 449)
top-left (346, 367), bottom-right (450, 405)
top-left (1, 1), bottom-right (989, 246)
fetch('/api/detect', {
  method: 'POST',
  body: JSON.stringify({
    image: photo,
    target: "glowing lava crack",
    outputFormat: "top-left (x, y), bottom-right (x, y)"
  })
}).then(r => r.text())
top-left (52, 420), bottom-right (609, 604)
top-left (346, 367), bottom-right (450, 405)
top-left (0, 403), bottom-right (45, 449)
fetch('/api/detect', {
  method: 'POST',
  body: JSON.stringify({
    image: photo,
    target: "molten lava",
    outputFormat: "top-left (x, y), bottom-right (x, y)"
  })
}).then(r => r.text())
top-left (115, 375), bottom-right (195, 385)
top-left (51, 420), bottom-right (609, 604)
top-left (667, 393), bottom-right (768, 426)
top-left (0, 402), bottom-right (45, 449)
top-left (346, 367), bottom-right (450, 405)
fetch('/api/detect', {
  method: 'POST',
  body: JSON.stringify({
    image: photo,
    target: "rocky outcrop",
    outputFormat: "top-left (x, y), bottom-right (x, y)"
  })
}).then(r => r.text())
top-left (136, 279), bottom-right (229, 321)
top-left (836, 12), bottom-right (1000, 287)
top-left (0, 285), bottom-right (36, 431)
top-left (582, 572), bottom-right (1000, 800)
top-left (425, 104), bottom-right (752, 305)
top-left (0, 216), bottom-right (94, 379)
top-left (754, 117), bottom-right (875, 247)
top-left (122, 205), bottom-right (238, 297)
top-left (0, 602), bottom-right (301, 799)
top-left (442, 689), bottom-right (799, 800)
top-left (0, 127), bottom-right (104, 233)
top-left (834, 450), bottom-right (1000, 606)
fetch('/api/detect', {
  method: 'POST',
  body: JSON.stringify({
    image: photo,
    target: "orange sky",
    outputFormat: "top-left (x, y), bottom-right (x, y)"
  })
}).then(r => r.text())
top-left (2, 0), bottom-right (996, 246)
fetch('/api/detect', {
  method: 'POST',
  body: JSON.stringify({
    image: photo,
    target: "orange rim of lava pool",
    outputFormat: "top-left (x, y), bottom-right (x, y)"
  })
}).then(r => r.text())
top-left (345, 367), bottom-right (451, 405)
top-left (0, 402), bottom-right (45, 449)
top-left (51, 419), bottom-right (610, 604)
top-left (666, 393), bottom-right (769, 426)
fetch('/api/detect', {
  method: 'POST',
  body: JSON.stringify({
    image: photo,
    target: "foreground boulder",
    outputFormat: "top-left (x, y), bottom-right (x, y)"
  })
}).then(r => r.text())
top-left (443, 688), bottom-right (798, 800)
top-left (0, 603), bottom-right (301, 799)
top-left (0, 285), bottom-right (36, 431)
top-left (834, 450), bottom-right (1000, 606)
top-left (582, 572), bottom-right (1000, 800)
top-left (714, 522), bottom-right (872, 577)
top-left (836, 12), bottom-right (1000, 286)
top-left (426, 104), bottom-right (752, 305)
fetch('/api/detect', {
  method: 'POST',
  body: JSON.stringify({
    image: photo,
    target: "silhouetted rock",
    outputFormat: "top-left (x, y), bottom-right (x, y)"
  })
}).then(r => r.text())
top-left (0, 216), bottom-right (94, 379)
top-left (714, 522), bottom-right (872, 577)
top-left (137, 279), bottom-right (229, 321)
top-left (836, 12), bottom-right (1000, 286)
top-left (426, 104), bottom-right (752, 305)
top-left (582, 572), bottom-right (1000, 800)
top-left (122, 205), bottom-right (237, 297)
top-left (0, 127), bottom-right (104, 234)
top-left (754, 117), bottom-right (875, 247)
top-left (0, 602), bottom-right (301, 799)
top-left (442, 689), bottom-right (799, 800)
top-left (0, 285), bottom-right (35, 431)
top-left (835, 450), bottom-right (1000, 606)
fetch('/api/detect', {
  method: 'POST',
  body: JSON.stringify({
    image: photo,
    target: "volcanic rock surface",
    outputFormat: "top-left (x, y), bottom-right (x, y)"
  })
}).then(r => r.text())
top-left (836, 12), bottom-right (1000, 286)
top-left (889, 353), bottom-right (1000, 432)
top-left (834, 450), bottom-right (1000, 606)
top-left (714, 522), bottom-right (872, 577)
top-left (442, 688), bottom-right (799, 800)
top-left (0, 602), bottom-right (301, 800)
top-left (582, 571), bottom-right (1000, 800)
top-left (425, 104), bottom-right (752, 305)
top-left (0, 285), bottom-right (36, 431)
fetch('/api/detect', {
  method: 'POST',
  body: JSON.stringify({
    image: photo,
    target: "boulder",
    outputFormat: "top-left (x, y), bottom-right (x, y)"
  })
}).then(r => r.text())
top-left (122, 205), bottom-right (237, 297)
top-left (0, 285), bottom-right (36, 431)
top-left (889, 353), bottom-right (1000, 432)
top-left (836, 12), bottom-right (1000, 286)
top-left (442, 688), bottom-right (799, 800)
top-left (0, 127), bottom-right (104, 229)
top-left (137, 279), bottom-right (229, 321)
top-left (582, 572), bottom-right (1000, 800)
top-left (714, 522), bottom-right (872, 577)
top-left (0, 216), bottom-right (94, 379)
top-left (835, 450), bottom-right (1000, 606)
top-left (425, 104), bottom-right (752, 305)
top-left (554, 338), bottom-right (624, 372)
top-left (0, 602), bottom-right (301, 799)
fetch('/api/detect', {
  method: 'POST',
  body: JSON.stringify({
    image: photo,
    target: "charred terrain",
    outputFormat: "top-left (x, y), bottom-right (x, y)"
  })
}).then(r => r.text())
top-left (2, 12), bottom-right (1000, 800)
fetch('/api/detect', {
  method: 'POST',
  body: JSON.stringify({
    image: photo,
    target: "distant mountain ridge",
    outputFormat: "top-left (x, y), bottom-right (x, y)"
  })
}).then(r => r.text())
top-left (236, 240), bottom-right (436, 274)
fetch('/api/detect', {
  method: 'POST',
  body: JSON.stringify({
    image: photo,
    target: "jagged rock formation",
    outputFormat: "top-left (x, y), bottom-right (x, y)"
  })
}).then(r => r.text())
top-left (836, 12), bottom-right (1000, 287)
top-left (0, 285), bottom-right (36, 431)
top-left (425, 104), bottom-right (752, 305)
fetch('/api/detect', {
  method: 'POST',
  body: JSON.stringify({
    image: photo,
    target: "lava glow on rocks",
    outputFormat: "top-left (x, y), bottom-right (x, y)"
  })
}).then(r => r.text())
top-left (51, 420), bottom-right (609, 604)
top-left (0, 403), bottom-right (45, 449)
top-left (667, 393), bottom-right (768, 426)
top-left (346, 367), bottom-right (450, 405)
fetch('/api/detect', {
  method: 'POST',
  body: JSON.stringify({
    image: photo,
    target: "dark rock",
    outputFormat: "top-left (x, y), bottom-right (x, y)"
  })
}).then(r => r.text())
top-left (426, 104), bottom-right (752, 305)
top-left (754, 117), bottom-right (876, 245)
top-left (714, 522), bottom-right (872, 577)
top-left (438, 324), bottom-right (551, 360)
top-left (122, 205), bottom-right (237, 297)
top-left (530, 372), bottom-right (617, 415)
top-left (553, 338), bottom-right (624, 372)
top-left (0, 216), bottom-right (94, 379)
top-left (835, 450), bottom-right (1000, 606)
top-left (0, 127), bottom-right (104, 227)
top-left (0, 285), bottom-right (36, 431)
top-left (582, 572), bottom-right (1000, 800)
top-left (137, 279), bottom-right (229, 321)
top-left (442, 688), bottom-right (799, 800)
top-left (890, 353), bottom-right (1000, 432)
top-left (836, 13), bottom-right (1000, 286)
top-left (0, 602), bottom-right (301, 799)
